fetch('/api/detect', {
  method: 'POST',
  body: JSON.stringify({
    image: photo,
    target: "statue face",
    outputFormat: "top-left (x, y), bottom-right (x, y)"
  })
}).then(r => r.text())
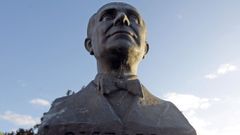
top-left (86, 2), bottom-right (148, 61)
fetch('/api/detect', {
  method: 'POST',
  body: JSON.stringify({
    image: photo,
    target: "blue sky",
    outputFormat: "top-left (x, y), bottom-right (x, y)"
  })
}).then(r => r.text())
top-left (0, 0), bottom-right (240, 134)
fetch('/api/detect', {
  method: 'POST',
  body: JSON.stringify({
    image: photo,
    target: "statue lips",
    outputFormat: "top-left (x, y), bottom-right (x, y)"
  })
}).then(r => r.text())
top-left (106, 29), bottom-right (137, 41)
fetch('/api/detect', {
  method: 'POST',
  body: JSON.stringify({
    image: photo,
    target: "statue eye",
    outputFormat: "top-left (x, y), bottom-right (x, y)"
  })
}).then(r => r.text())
top-left (101, 12), bottom-right (116, 21)
top-left (129, 15), bottom-right (140, 24)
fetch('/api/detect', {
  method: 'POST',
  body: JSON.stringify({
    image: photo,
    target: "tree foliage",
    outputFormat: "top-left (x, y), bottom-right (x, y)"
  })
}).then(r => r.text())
top-left (2, 128), bottom-right (35, 135)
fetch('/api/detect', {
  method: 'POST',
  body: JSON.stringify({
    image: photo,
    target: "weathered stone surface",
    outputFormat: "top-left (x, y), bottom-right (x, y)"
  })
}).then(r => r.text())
top-left (38, 2), bottom-right (196, 135)
top-left (38, 82), bottom-right (196, 135)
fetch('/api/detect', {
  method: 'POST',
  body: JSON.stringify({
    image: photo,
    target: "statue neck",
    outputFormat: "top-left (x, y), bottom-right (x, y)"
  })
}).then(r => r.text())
top-left (96, 58), bottom-right (139, 77)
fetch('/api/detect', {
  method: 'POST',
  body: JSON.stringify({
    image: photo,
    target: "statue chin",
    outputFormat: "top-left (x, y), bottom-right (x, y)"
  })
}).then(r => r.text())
top-left (105, 43), bottom-right (128, 53)
top-left (106, 34), bottom-right (136, 47)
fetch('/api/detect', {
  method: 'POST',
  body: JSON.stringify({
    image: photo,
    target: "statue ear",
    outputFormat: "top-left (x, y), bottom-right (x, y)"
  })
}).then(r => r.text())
top-left (143, 41), bottom-right (149, 59)
top-left (84, 38), bottom-right (94, 55)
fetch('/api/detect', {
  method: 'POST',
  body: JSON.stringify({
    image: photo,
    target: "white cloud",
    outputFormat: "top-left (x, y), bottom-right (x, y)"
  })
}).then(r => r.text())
top-left (0, 111), bottom-right (40, 126)
top-left (204, 73), bottom-right (218, 80)
top-left (195, 123), bottom-right (240, 135)
top-left (163, 92), bottom-right (240, 135)
top-left (163, 92), bottom-right (223, 135)
top-left (217, 124), bottom-right (240, 135)
top-left (188, 116), bottom-right (216, 135)
top-left (205, 63), bottom-right (238, 79)
top-left (30, 98), bottom-right (50, 107)
top-left (163, 92), bottom-right (212, 113)
top-left (217, 64), bottom-right (237, 74)
top-left (213, 97), bottom-right (220, 101)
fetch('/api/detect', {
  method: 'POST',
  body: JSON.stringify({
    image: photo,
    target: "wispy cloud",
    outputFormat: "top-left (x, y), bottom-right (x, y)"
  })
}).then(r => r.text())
top-left (218, 124), bottom-right (240, 135)
top-left (163, 92), bottom-right (215, 114)
top-left (205, 63), bottom-right (238, 79)
top-left (163, 92), bottom-right (240, 135)
top-left (163, 92), bottom-right (221, 135)
top-left (217, 64), bottom-right (237, 74)
top-left (30, 98), bottom-right (50, 107)
top-left (204, 73), bottom-right (218, 79)
top-left (0, 111), bottom-right (40, 126)
top-left (191, 115), bottom-right (240, 135)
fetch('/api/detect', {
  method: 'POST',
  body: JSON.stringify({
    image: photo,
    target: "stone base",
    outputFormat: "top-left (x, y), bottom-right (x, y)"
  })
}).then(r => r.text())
top-left (38, 123), bottom-right (193, 135)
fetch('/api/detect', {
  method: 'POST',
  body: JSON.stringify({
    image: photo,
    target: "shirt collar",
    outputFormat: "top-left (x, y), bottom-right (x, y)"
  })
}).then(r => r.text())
top-left (93, 73), bottom-right (143, 97)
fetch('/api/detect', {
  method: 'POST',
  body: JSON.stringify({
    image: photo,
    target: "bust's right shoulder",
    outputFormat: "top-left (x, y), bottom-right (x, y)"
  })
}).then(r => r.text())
top-left (50, 81), bottom-right (97, 110)
top-left (39, 81), bottom-right (99, 126)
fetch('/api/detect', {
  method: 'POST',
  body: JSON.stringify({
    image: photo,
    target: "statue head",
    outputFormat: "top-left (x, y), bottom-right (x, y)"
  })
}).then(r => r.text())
top-left (85, 2), bottom-right (149, 74)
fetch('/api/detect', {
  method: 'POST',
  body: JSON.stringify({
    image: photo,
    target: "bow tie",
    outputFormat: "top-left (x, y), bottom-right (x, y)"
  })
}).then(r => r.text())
top-left (94, 74), bottom-right (143, 97)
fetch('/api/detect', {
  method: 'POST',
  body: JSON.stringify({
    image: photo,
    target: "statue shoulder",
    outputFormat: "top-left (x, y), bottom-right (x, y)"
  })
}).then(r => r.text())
top-left (39, 82), bottom-right (97, 125)
top-left (140, 85), bottom-right (166, 104)
top-left (140, 85), bottom-right (196, 134)
top-left (50, 83), bottom-right (94, 109)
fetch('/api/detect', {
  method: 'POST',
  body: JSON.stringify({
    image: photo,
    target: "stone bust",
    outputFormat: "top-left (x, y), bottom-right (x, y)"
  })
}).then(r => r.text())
top-left (38, 2), bottom-right (196, 135)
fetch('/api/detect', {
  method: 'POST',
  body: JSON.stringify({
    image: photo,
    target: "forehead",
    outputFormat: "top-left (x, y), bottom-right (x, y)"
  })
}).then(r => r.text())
top-left (97, 3), bottom-right (139, 15)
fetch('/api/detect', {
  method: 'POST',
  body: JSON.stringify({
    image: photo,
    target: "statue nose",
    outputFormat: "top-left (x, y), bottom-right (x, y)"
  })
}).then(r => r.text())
top-left (113, 12), bottom-right (130, 26)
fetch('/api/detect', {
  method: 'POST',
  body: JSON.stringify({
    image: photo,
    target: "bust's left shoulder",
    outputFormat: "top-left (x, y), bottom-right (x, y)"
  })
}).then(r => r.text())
top-left (140, 85), bottom-right (170, 106)
top-left (137, 85), bottom-right (196, 132)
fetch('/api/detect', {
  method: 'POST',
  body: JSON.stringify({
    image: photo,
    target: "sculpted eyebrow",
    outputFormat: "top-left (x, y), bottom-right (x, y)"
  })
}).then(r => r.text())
top-left (99, 8), bottom-right (116, 20)
top-left (126, 9), bottom-right (140, 18)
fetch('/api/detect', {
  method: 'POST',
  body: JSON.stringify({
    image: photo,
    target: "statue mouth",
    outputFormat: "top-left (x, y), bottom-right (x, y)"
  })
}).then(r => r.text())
top-left (107, 30), bottom-right (137, 39)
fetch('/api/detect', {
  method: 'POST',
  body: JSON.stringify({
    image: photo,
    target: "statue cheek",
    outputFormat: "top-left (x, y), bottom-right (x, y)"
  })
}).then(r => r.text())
top-left (139, 29), bottom-right (147, 40)
top-left (101, 22), bottom-right (114, 32)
